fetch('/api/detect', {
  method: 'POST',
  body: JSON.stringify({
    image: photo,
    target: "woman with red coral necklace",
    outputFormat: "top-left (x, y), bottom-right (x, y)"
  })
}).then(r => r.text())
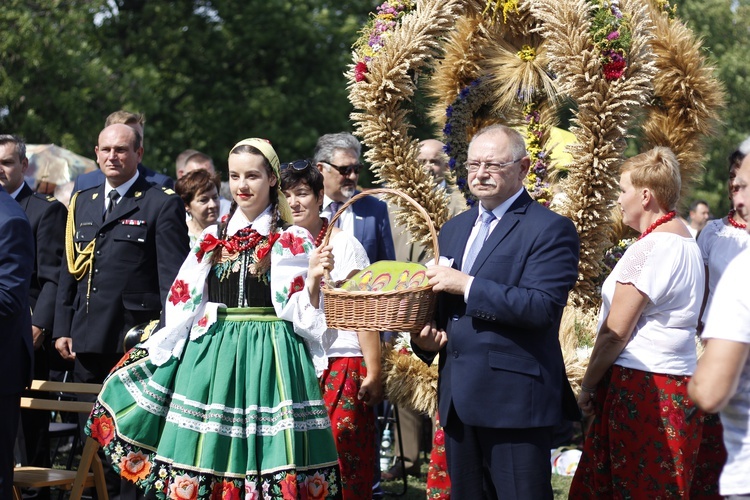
top-left (86, 140), bottom-right (342, 499)
top-left (691, 149), bottom-right (750, 498)
top-left (570, 147), bottom-right (705, 499)
top-left (281, 161), bottom-right (381, 500)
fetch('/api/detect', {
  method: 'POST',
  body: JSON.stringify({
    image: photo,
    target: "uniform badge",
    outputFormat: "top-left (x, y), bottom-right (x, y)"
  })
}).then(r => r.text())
top-left (135, 191), bottom-right (143, 198)
top-left (121, 219), bottom-right (147, 226)
top-left (92, 193), bottom-right (99, 200)
top-left (162, 187), bottom-right (176, 195)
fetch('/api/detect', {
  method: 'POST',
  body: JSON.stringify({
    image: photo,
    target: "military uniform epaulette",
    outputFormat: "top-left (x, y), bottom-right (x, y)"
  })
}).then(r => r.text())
top-left (31, 192), bottom-right (58, 203)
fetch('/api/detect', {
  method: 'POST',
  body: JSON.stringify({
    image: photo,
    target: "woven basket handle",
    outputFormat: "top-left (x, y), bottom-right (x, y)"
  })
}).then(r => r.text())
top-left (321, 188), bottom-right (440, 287)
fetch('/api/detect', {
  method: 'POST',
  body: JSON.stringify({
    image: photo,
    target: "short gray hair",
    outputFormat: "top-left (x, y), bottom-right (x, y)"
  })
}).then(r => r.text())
top-left (470, 124), bottom-right (527, 160)
top-left (313, 132), bottom-right (361, 164)
top-left (0, 134), bottom-right (26, 161)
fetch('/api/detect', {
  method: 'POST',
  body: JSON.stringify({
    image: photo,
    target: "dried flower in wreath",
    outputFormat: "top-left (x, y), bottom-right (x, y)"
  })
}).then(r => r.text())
top-left (590, 0), bottom-right (633, 81)
top-left (352, 0), bottom-right (416, 82)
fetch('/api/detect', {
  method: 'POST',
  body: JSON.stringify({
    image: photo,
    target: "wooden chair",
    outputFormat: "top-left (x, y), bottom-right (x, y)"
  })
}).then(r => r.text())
top-left (13, 380), bottom-right (107, 500)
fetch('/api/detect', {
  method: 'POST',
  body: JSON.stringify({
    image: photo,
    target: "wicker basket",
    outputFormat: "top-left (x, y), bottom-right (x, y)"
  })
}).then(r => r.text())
top-left (321, 188), bottom-right (439, 333)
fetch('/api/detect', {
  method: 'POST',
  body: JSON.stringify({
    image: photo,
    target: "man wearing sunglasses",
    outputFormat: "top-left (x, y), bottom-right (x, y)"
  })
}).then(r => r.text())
top-left (313, 132), bottom-right (395, 264)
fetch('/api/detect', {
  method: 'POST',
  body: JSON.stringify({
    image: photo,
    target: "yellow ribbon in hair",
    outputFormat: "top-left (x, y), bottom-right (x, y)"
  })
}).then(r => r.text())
top-left (230, 138), bottom-right (293, 224)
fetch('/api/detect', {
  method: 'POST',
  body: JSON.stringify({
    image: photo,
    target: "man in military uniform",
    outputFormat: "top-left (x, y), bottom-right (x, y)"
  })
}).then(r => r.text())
top-left (54, 123), bottom-right (188, 499)
top-left (54, 123), bottom-right (188, 386)
top-left (0, 135), bottom-right (67, 485)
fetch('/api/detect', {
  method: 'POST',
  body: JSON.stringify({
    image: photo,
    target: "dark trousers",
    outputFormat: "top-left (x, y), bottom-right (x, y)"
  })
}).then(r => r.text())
top-left (0, 393), bottom-right (22, 500)
top-left (444, 406), bottom-right (553, 500)
top-left (74, 353), bottom-right (136, 500)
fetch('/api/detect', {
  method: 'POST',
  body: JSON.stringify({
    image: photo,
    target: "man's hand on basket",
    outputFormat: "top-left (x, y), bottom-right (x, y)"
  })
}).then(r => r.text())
top-left (411, 321), bottom-right (447, 352)
top-left (426, 265), bottom-right (470, 296)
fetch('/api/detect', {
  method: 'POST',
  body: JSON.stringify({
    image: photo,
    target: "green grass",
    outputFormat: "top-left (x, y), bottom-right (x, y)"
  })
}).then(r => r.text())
top-left (381, 467), bottom-right (573, 498)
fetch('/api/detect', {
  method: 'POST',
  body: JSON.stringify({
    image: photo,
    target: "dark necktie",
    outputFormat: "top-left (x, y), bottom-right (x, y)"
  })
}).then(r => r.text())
top-left (462, 210), bottom-right (496, 273)
top-left (105, 190), bottom-right (120, 221)
top-left (329, 201), bottom-right (341, 228)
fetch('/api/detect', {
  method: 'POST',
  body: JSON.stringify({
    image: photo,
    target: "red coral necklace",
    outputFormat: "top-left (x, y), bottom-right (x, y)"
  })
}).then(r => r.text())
top-left (314, 218), bottom-right (329, 248)
top-left (638, 211), bottom-right (677, 240)
top-left (231, 227), bottom-right (264, 254)
top-left (728, 209), bottom-right (747, 230)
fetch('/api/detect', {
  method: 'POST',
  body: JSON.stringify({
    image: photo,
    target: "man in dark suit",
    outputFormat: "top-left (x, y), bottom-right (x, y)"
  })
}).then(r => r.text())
top-left (412, 124), bottom-right (580, 499)
top-left (0, 184), bottom-right (34, 500)
top-left (0, 134), bottom-right (67, 482)
top-left (73, 110), bottom-right (173, 191)
top-left (314, 132), bottom-right (395, 263)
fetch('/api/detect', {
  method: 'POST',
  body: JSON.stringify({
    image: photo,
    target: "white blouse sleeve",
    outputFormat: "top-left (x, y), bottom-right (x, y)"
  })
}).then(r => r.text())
top-left (270, 225), bottom-right (328, 375)
top-left (616, 237), bottom-right (675, 305)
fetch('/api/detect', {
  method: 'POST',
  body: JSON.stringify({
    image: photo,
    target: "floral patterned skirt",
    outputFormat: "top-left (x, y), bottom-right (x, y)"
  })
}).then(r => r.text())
top-left (426, 412), bottom-right (450, 499)
top-left (86, 307), bottom-right (341, 500)
top-left (319, 357), bottom-right (375, 500)
top-left (569, 365), bottom-right (703, 499)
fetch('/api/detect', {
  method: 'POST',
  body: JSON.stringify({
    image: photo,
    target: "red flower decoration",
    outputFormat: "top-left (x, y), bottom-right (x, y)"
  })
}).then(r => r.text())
top-left (168, 280), bottom-right (191, 306)
top-left (90, 414), bottom-right (115, 446)
top-left (434, 428), bottom-right (445, 446)
top-left (119, 450), bottom-right (152, 482)
top-left (303, 472), bottom-right (329, 500)
top-left (603, 59), bottom-right (627, 80)
top-left (197, 315), bottom-right (208, 328)
top-left (280, 473), bottom-right (298, 500)
top-left (287, 275), bottom-right (305, 299)
top-left (355, 61), bottom-right (368, 82)
top-left (210, 481), bottom-right (241, 500)
top-left (278, 231), bottom-right (307, 255)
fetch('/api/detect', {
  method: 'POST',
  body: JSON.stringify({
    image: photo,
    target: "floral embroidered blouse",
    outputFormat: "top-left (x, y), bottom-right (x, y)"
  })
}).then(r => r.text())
top-left (143, 206), bottom-right (329, 374)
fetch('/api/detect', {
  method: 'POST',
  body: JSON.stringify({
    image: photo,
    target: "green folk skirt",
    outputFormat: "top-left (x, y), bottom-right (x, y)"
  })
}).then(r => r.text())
top-left (86, 307), bottom-right (342, 500)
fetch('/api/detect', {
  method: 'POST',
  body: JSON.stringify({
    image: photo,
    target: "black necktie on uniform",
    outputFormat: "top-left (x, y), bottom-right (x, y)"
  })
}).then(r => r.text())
top-left (105, 190), bottom-right (120, 221)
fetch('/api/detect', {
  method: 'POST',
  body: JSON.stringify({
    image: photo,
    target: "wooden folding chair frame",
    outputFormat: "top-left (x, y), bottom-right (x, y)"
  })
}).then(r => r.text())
top-left (13, 380), bottom-right (107, 500)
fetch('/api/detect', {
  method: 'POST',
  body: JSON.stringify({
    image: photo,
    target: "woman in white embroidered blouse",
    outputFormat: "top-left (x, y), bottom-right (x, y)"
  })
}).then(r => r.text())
top-left (281, 160), bottom-right (381, 499)
top-left (570, 147), bottom-right (706, 499)
top-left (85, 139), bottom-right (342, 499)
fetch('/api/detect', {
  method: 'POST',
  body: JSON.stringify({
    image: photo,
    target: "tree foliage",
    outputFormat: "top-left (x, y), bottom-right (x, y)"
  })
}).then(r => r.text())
top-left (1, 0), bottom-right (373, 175)
top-left (675, 0), bottom-right (750, 216)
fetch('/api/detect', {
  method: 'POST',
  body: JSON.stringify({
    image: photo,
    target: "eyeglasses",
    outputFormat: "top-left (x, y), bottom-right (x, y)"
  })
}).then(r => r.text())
top-left (322, 161), bottom-right (362, 177)
top-left (280, 159), bottom-right (313, 171)
top-left (464, 158), bottom-right (522, 173)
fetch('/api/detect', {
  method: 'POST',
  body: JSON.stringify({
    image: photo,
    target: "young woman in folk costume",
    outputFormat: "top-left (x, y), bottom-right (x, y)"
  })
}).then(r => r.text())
top-left (86, 138), bottom-right (342, 500)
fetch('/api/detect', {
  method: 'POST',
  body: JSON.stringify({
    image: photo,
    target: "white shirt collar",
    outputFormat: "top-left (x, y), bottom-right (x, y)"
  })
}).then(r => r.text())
top-left (323, 194), bottom-right (349, 211)
top-left (226, 205), bottom-right (273, 237)
top-left (477, 186), bottom-right (525, 222)
top-left (104, 170), bottom-right (140, 201)
top-left (9, 182), bottom-right (25, 200)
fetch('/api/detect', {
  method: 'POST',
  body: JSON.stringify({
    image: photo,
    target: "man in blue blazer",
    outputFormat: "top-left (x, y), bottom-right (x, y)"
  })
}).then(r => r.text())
top-left (314, 132), bottom-right (395, 263)
top-left (412, 125), bottom-right (580, 499)
top-left (73, 110), bottom-right (173, 192)
top-left (0, 185), bottom-right (34, 500)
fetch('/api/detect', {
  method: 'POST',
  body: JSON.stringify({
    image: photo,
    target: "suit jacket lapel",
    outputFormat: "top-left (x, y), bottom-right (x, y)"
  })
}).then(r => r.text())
top-left (81, 186), bottom-right (106, 228)
top-left (453, 206), bottom-right (478, 271)
top-left (469, 191), bottom-right (533, 274)
top-left (15, 183), bottom-right (33, 210)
